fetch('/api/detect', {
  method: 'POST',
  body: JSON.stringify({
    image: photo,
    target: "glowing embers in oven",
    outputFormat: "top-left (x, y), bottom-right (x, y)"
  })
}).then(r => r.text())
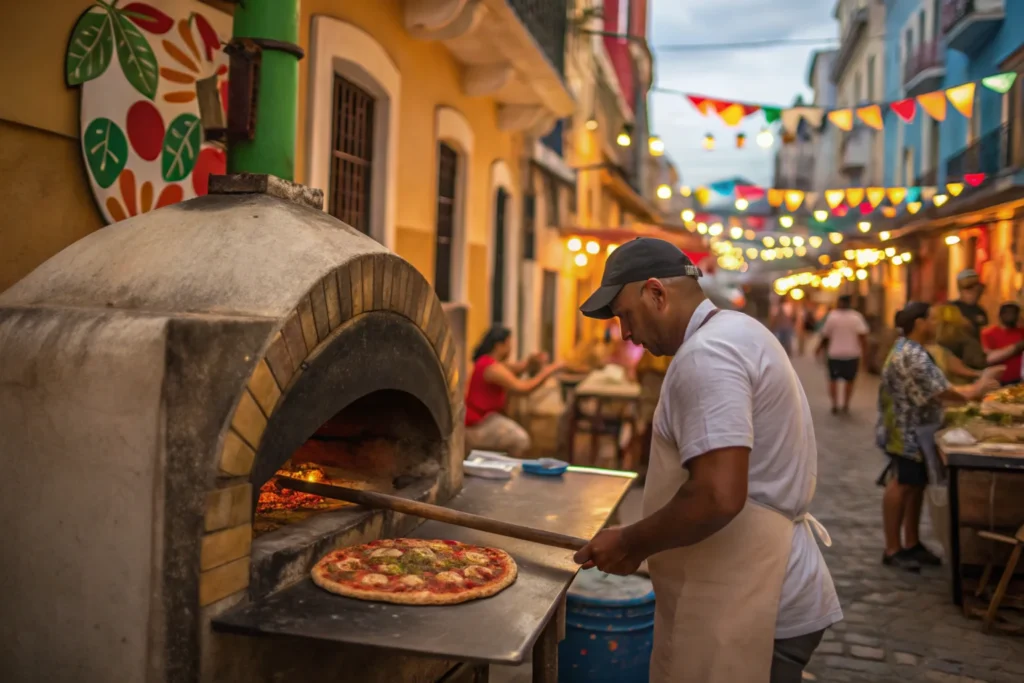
top-left (256, 463), bottom-right (333, 515)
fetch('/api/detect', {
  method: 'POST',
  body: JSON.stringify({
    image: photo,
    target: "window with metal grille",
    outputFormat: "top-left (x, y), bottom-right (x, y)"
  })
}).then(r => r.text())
top-left (329, 75), bottom-right (375, 234)
top-left (492, 188), bottom-right (508, 323)
top-left (435, 143), bottom-right (459, 302)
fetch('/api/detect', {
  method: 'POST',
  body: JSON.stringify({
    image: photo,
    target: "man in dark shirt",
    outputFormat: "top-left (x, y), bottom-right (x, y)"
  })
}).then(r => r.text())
top-left (952, 269), bottom-right (988, 339)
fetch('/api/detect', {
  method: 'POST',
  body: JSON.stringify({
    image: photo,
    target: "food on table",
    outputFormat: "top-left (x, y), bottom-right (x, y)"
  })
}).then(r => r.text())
top-left (983, 384), bottom-right (1024, 405)
top-left (311, 538), bottom-right (518, 605)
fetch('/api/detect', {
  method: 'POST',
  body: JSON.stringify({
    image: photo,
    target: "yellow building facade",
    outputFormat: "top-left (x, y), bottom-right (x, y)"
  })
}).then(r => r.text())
top-left (0, 0), bottom-right (573, 356)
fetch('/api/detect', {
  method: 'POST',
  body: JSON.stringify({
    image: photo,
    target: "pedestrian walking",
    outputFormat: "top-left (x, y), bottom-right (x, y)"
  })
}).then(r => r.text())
top-left (876, 303), bottom-right (1001, 571)
top-left (573, 237), bottom-right (842, 683)
top-left (817, 295), bottom-right (868, 414)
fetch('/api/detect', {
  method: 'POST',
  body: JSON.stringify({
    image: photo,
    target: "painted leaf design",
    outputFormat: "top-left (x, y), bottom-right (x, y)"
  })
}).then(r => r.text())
top-left (83, 117), bottom-right (128, 189)
top-left (66, 7), bottom-right (115, 85)
top-left (112, 9), bottom-right (159, 99)
top-left (161, 113), bottom-right (202, 181)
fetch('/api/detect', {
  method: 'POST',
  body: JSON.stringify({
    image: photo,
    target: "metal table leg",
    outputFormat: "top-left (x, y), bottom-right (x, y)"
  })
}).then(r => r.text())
top-left (531, 601), bottom-right (563, 683)
top-left (949, 465), bottom-right (963, 606)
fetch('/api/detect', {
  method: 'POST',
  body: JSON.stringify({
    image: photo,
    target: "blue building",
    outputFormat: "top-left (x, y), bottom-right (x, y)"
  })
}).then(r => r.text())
top-left (881, 0), bottom-right (1024, 304)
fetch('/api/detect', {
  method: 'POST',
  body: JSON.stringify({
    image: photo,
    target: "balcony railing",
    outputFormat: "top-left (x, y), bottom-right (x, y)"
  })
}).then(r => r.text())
top-left (904, 41), bottom-right (946, 96)
top-left (509, 0), bottom-right (567, 76)
top-left (941, 0), bottom-right (1005, 55)
top-left (945, 123), bottom-right (1013, 179)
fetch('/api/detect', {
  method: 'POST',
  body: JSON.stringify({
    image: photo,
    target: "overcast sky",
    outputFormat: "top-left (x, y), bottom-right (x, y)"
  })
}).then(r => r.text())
top-left (649, 0), bottom-right (838, 189)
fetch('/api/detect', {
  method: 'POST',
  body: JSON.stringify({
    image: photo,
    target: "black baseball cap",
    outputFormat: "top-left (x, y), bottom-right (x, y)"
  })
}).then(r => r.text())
top-left (579, 237), bottom-right (702, 320)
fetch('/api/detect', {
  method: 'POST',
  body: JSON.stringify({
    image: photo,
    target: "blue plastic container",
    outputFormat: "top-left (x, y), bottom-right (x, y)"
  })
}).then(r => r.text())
top-left (558, 571), bottom-right (655, 683)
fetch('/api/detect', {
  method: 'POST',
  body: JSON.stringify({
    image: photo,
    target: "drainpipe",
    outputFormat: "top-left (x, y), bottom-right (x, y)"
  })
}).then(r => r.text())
top-left (228, 0), bottom-right (301, 180)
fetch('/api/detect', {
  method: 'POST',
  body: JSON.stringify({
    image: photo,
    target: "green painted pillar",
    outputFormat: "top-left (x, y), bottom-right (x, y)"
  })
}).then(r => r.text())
top-left (229, 0), bottom-right (300, 180)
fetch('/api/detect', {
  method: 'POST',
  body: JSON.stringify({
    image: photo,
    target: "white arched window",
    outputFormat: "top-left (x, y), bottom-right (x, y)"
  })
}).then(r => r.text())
top-left (307, 16), bottom-right (400, 249)
top-left (434, 107), bottom-right (475, 304)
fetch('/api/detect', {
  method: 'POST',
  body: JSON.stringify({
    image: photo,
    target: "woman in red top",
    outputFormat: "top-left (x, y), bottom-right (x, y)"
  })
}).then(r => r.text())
top-left (464, 325), bottom-right (564, 458)
top-left (981, 302), bottom-right (1024, 385)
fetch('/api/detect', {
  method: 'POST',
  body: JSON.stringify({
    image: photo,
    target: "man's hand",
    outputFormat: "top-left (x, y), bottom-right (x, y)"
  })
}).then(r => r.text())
top-left (573, 526), bottom-right (642, 576)
top-left (982, 365), bottom-right (1006, 382)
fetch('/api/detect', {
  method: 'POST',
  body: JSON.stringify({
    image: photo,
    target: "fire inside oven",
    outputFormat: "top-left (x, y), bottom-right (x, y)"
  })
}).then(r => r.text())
top-left (254, 389), bottom-right (443, 536)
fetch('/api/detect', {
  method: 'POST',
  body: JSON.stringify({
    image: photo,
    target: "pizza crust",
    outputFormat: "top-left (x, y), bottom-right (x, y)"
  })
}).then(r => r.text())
top-left (311, 540), bottom-right (518, 606)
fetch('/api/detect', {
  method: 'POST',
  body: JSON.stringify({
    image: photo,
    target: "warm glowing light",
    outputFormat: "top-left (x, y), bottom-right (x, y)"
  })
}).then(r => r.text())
top-left (649, 136), bottom-right (665, 156)
top-left (892, 255), bottom-right (904, 265)
top-left (829, 232), bottom-right (843, 244)
top-left (790, 288), bottom-right (805, 300)
top-left (818, 254), bottom-right (831, 265)
top-left (697, 222), bottom-right (709, 235)
top-left (606, 244), bottom-right (618, 255)
top-left (762, 236), bottom-right (776, 248)
top-left (744, 229), bottom-right (756, 240)
top-left (858, 221), bottom-right (871, 233)
top-left (795, 245), bottom-right (807, 257)
top-left (844, 249), bottom-right (856, 259)
top-left (778, 215), bottom-right (794, 228)
top-left (809, 235), bottom-right (823, 248)
top-left (585, 118), bottom-right (599, 131)
top-left (617, 130), bottom-right (632, 147)
top-left (746, 248), bottom-right (759, 259)
top-left (703, 133), bottom-right (715, 151)
top-left (901, 252), bottom-right (911, 261)
top-left (945, 235), bottom-right (960, 245)
top-left (682, 209), bottom-right (696, 222)
top-left (585, 240), bottom-right (600, 255)
top-left (879, 231), bottom-right (891, 241)
top-left (757, 127), bottom-right (774, 148)
top-left (762, 249), bottom-right (776, 261)
top-left (933, 194), bottom-right (949, 207)
top-left (792, 236), bottom-right (805, 247)
top-left (814, 210), bottom-right (829, 222)
top-left (567, 237), bottom-right (582, 252)
top-left (680, 186), bottom-right (692, 197)
top-left (708, 223), bottom-right (724, 236)
top-left (779, 236), bottom-right (791, 247)
top-left (782, 247), bottom-right (794, 258)
top-left (884, 247), bottom-right (896, 257)
top-left (735, 198), bottom-right (749, 211)
top-left (856, 269), bottom-right (868, 280)
top-left (730, 226), bottom-right (744, 240)
top-left (907, 201), bottom-right (922, 214)
top-left (574, 253), bottom-right (588, 267)
top-left (657, 184), bottom-right (672, 199)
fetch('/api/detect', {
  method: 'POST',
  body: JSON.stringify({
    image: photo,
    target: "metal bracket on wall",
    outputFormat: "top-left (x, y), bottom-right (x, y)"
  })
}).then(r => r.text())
top-left (224, 37), bottom-right (262, 143)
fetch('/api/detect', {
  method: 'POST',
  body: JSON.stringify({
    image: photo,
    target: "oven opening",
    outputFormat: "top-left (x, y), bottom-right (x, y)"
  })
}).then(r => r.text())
top-left (254, 389), bottom-right (443, 537)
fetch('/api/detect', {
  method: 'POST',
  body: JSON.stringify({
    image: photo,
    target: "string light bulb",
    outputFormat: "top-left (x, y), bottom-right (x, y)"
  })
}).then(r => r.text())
top-left (745, 229), bottom-right (756, 240)
top-left (680, 186), bottom-right (692, 197)
top-left (617, 126), bottom-right (632, 147)
top-left (885, 247), bottom-right (896, 257)
top-left (574, 253), bottom-right (588, 267)
top-left (736, 132), bottom-right (747, 149)
top-left (649, 136), bottom-right (665, 156)
top-left (879, 231), bottom-right (891, 241)
top-left (762, 236), bottom-right (776, 248)
top-left (697, 222), bottom-right (709, 234)
top-left (858, 221), bottom-right (871, 233)
top-left (814, 210), bottom-right (828, 222)
top-left (757, 127), bottom-right (774, 148)
top-left (809, 235), bottom-right (823, 248)
top-left (856, 269), bottom-right (868, 280)
top-left (657, 184), bottom-right (672, 199)
top-left (933, 194), bottom-right (949, 207)
top-left (795, 245), bottom-right (807, 257)
top-left (779, 215), bottom-right (794, 228)
top-left (735, 198), bottom-right (749, 211)
top-left (829, 232), bottom-right (843, 244)
top-left (945, 234), bottom-right (960, 245)
top-left (779, 236), bottom-right (791, 247)
top-left (681, 209), bottom-right (696, 222)
top-left (819, 254), bottom-right (831, 265)
top-left (901, 252), bottom-right (911, 262)
top-left (585, 118), bottom-right (598, 131)
top-left (892, 255), bottom-right (904, 265)
top-left (746, 248), bottom-right (759, 259)
top-left (585, 240), bottom-right (600, 255)
top-left (793, 236), bottom-right (805, 247)
top-left (790, 288), bottom-right (805, 301)
top-left (730, 226), bottom-right (744, 240)
top-left (567, 237), bottom-right (582, 252)
top-left (703, 133), bottom-right (715, 151)
top-left (708, 223), bottom-right (724, 236)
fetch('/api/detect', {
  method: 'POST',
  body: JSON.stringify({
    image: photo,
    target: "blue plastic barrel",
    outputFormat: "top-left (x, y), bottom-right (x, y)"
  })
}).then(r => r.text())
top-left (558, 571), bottom-right (655, 683)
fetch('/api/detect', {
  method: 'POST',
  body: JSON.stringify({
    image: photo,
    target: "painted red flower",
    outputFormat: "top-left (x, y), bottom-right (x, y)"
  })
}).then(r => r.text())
top-left (126, 100), bottom-right (165, 161)
top-left (122, 2), bottom-right (174, 34)
top-left (106, 169), bottom-right (183, 222)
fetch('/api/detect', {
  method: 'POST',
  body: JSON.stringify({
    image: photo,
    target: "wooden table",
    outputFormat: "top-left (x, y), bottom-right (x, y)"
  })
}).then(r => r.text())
top-left (938, 441), bottom-right (1024, 606)
top-left (566, 371), bottom-right (641, 469)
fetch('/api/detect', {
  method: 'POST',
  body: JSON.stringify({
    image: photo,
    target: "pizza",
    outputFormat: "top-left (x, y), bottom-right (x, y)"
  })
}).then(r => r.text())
top-left (984, 383), bottom-right (1024, 405)
top-left (311, 538), bottom-right (518, 605)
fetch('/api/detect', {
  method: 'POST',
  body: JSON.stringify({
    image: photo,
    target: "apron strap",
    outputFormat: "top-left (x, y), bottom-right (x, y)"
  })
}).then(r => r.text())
top-left (794, 512), bottom-right (832, 548)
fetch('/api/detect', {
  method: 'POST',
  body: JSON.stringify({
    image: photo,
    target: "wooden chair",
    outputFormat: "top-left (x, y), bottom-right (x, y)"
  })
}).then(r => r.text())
top-left (974, 524), bottom-right (1024, 633)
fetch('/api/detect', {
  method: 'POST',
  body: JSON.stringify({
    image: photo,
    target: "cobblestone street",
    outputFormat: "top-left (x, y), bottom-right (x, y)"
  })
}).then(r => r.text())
top-left (793, 354), bottom-right (1024, 682)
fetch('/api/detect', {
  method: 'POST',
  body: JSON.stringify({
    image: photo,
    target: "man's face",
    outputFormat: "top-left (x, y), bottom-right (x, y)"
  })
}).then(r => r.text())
top-left (610, 279), bottom-right (672, 355)
top-left (1001, 307), bottom-right (1021, 328)
top-left (959, 280), bottom-right (982, 304)
top-left (922, 306), bottom-right (940, 341)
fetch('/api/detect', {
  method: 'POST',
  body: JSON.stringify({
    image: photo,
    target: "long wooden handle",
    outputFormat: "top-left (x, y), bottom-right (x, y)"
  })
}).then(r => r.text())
top-left (276, 477), bottom-right (589, 551)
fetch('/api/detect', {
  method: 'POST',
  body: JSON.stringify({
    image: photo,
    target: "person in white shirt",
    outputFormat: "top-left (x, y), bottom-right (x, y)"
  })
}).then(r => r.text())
top-left (818, 295), bottom-right (869, 415)
top-left (573, 237), bottom-right (842, 683)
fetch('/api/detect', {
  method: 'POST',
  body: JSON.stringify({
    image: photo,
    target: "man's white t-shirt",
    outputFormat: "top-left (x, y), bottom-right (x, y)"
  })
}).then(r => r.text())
top-left (820, 308), bottom-right (869, 359)
top-left (652, 300), bottom-right (843, 638)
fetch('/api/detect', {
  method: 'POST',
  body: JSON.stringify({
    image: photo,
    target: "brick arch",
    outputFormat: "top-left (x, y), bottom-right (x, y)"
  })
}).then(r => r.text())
top-left (198, 252), bottom-right (460, 606)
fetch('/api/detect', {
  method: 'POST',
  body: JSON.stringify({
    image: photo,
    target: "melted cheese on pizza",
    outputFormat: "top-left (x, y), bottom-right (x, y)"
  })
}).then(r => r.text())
top-left (435, 571), bottom-right (465, 584)
top-left (465, 565), bottom-right (493, 580)
top-left (361, 573), bottom-right (390, 586)
top-left (399, 575), bottom-right (425, 588)
top-left (369, 548), bottom-right (403, 559)
top-left (463, 551), bottom-right (489, 565)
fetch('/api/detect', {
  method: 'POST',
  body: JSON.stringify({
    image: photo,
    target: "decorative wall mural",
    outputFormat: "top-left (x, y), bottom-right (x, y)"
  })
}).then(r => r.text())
top-left (65, 0), bottom-right (231, 224)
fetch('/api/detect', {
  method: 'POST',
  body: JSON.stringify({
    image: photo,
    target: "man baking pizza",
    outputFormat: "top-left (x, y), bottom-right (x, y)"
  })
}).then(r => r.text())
top-left (574, 238), bottom-right (842, 683)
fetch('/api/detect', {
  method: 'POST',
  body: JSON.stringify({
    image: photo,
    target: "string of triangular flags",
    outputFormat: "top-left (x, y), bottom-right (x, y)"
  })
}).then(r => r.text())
top-left (683, 72), bottom-right (1018, 134)
top-left (691, 174), bottom-right (989, 217)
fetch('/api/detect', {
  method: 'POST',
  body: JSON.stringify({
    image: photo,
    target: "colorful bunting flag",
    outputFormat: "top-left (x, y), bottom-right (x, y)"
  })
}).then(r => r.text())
top-left (784, 190), bottom-right (805, 212)
top-left (906, 201), bottom-right (922, 215)
top-left (736, 185), bottom-right (766, 201)
top-left (890, 98), bottom-right (917, 123)
top-left (887, 187), bottom-right (907, 205)
top-left (827, 109), bottom-right (854, 132)
top-left (881, 206), bottom-right (898, 218)
top-left (866, 187), bottom-right (886, 209)
top-left (946, 182), bottom-right (964, 197)
top-left (964, 173), bottom-right (985, 187)
top-left (946, 83), bottom-right (976, 119)
top-left (917, 91), bottom-right (947, 122)
top-left (845, 188), bottom-right (865, 206)
top-left (762, 106), bottom-right (782, 124)
top-left (982, 72), bottom-right (1017, 94)
top-left (710, 180), bottom-right (737, 195)
top-left (695, 187), bottom-right (711, 206)
top-left (687, 95), bottom-right (719, 116)
top-left (825, 190), bottom-right (846, 210)
top-left (857, 105), bottom-right (884, 131)
top-left (767, 189), bottom-right (784, 208)
top-left (906, 187), bottom-right (922, 203)
top-left (781, 107), bottom-right (825, 135)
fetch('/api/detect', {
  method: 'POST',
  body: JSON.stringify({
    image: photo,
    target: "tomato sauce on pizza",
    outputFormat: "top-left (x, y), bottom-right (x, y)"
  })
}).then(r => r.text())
top-left (311, 538), bottom-right (518, 605)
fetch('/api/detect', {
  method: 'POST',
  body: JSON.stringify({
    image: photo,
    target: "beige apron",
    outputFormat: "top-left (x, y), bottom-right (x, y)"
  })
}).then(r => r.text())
top-left (642, 309), bottom-right (831, 683)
